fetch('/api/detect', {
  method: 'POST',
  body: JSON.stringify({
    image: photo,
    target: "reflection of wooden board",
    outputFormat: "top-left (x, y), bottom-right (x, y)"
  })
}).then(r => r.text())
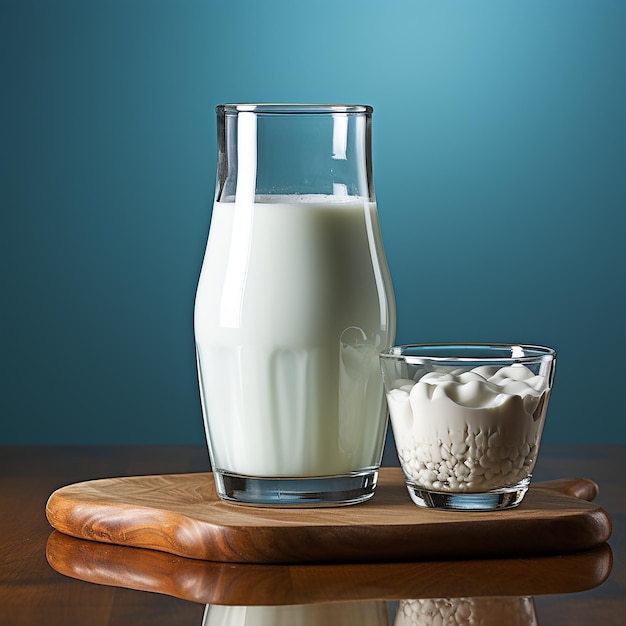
top-left (45, 469), bottom-right (611, 564)
top-left (46, 532), bottom-right (613, 606)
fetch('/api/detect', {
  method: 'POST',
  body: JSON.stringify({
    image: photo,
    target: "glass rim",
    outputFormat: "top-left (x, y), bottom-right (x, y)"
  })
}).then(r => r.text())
top-left (379, 343), bottom-right (556, 365)
top-left (216, 103), bottom-right (373, 115)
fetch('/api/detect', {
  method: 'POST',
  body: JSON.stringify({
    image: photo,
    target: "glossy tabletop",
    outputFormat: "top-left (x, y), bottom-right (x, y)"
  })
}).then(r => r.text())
top-left (0, 444), bottom-right (623, 625)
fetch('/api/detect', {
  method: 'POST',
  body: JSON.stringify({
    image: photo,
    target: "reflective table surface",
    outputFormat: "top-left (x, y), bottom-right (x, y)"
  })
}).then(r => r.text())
top-left (0, 444), bottom-right (623, 625)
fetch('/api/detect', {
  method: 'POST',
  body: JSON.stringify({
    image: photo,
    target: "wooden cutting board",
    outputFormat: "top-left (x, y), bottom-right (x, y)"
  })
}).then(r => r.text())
top-left (45, 468), bottom-right (611, 564)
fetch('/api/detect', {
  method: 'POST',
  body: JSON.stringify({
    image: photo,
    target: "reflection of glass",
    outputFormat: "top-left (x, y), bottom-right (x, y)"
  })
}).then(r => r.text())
top-left (203, 601), bottom-right (389, 626)
top-left (393, 597), bottom-right (538, 626)
top-left (45, 528), bottom-right (614, 626)
top-left (194, 104), bottom-right (395, 506)
top-left (202, 598), bottom-right (539, 626)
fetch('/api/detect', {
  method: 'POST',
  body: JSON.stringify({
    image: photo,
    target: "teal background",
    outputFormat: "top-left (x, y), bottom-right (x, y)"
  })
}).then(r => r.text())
top-left (3, 0), bottom-right (625, 444)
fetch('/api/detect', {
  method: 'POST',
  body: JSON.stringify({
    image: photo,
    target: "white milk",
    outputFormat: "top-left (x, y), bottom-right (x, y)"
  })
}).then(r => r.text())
top-left (194, 195), bottom-right (395, 477)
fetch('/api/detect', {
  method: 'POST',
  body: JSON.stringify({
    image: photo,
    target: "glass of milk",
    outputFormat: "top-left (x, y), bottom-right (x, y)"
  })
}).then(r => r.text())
top-left (194, 104), bottom-right (396, 506)
top-left (379, 344), bottom-right (556, 510)
top-left (202, 601), bottom-right (389, 626)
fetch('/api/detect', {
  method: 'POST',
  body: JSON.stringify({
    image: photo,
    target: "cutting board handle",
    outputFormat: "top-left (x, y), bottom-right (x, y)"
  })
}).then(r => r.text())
top-left (537, 478), bottom-right (599, 501)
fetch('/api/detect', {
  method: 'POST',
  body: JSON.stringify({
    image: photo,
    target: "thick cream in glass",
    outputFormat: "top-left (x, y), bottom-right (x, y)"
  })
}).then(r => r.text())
top-left (380, 344), bottom-right (556, 511)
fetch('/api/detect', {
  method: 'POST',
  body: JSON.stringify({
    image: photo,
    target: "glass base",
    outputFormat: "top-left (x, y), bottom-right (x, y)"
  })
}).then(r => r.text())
top-left (213, 469), bottom-right (379, 507)
top-left (405, 477), bottom-right (531, 511)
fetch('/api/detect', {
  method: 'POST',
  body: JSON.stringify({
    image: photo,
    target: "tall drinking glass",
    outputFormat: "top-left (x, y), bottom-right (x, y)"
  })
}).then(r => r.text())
top-left (194, 104), bottom-right (395, 506)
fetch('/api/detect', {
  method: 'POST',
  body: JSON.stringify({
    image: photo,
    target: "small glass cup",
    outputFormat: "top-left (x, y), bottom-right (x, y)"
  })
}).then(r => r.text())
top-left (393, 597), bottom-right (537, 626)
top-left (379, 344), bottom-right (556, 511)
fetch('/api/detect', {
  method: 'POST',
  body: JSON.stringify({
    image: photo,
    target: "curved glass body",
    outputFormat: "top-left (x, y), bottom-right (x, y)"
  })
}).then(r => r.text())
top-left (194, 104), bottom-right (396, 505)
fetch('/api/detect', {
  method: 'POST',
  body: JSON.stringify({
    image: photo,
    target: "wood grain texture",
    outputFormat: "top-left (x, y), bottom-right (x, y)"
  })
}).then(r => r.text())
top-left (45, 469), bottom-right (611, 563)
top-left (2, 445), bottom-right (625, 626)
top-left (45, 531), bottom-right (613, 606)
